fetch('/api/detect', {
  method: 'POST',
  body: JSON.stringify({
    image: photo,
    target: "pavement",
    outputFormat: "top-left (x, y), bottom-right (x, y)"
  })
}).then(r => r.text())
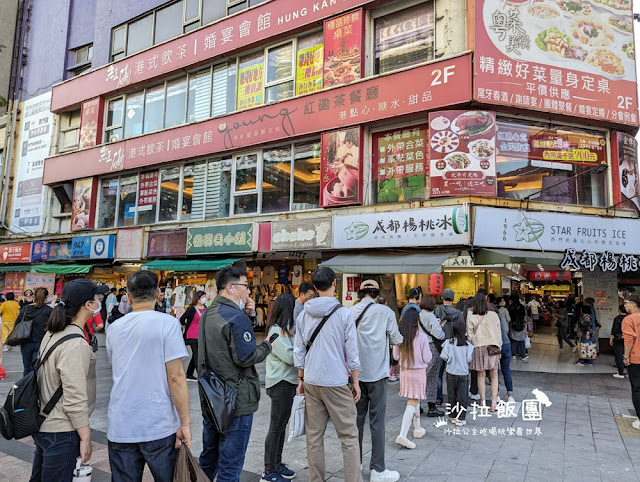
top-left (0, 333), bottom-right (639, 481)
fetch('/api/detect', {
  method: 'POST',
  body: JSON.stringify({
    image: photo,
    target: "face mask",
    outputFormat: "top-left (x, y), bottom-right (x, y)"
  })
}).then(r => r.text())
top-left (231, 289), bottom-right (245, 311)
top-left (92, 301), bottom-right (102, 316)
top-left (200, 296), bottom-right (207, 305)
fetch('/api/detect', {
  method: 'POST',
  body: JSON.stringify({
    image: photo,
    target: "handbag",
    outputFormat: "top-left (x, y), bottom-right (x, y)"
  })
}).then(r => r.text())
top-left (287, 395), bottom-right (306, 442)
top-left (173, 444), bottom-right (208, 482)
top-left (475, 313), bottom-right (501, 356)
top-left (6, 308), bottom-right (31, 346)
top-left (579, 341), bottom-right (597, 359)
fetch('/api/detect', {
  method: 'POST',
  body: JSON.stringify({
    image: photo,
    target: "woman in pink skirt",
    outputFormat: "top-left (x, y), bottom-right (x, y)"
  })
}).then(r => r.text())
top-left (393, 309), bottom-right (432, 449)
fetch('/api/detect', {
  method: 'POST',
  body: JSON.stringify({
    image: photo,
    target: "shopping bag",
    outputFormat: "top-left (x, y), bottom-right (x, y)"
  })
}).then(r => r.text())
top-left (287, 395), bottom-right (305, 442)
top-left (524, 336), bottom-right (531, 350)
top-left (579, 342), bottom-right (597, 360)
top-left (173, 444), bottom-right (209, 482)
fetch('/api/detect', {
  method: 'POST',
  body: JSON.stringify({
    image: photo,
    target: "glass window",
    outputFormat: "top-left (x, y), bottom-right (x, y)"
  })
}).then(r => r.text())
top-left (155, 1), bottom-right (183, 44)
top-left (292, 141), bottom-right (321, 209)
top-left (117, 175), bottom-right (138, 226)
top-left (98, 178), bottom-right (118, 228)
top-left (112, 26), bottom-right (126, 55)
top-left (262, 147), bottom-right (291, 213)
top-left (202, 0), bottom-right (225, 25)
top-left (106, 98), bottom-right (124, 142)
top-left (159, 166), bottom-right (181, 221)
top-left (123, 91), bottom-right (144, 138)
top-left (212, 63), bottom-right (237, 117)
top-left (206, 159), bottom-right (231, 219)
top-left (144, 84), bottom-right (165, 133)
top-left (374, 2), bottom-right (435, 74)
top-left (233, 153), bottom-right (258, 215)
top-left (185, 0), bottom-right (200, 22)
top-left (137, 171), bottom-right (158, 224)
top-left (228, 1), bottom-right (247, 15)
top-left (181, 164), bottom-right (194, 221)
top-left (187, 69), bottom-right (212, 122)
top-left (164, 77), bottom-right (187, 128)
top-left (234, 193), bottom-right (258, 214)
top-left (126, 14), bottom-right (153, 55)
top-left (265, 42), bottom-right (294, 103)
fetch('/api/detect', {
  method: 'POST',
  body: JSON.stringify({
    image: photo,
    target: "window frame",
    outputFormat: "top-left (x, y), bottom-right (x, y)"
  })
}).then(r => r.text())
top-left (111, 26), bottom-right (127, 60)
top-left (58, 109), bottom-right (82, 153)
top-left (230, 151), bottom-right (262, 216)
top-left (264, 39), bottom-right (297, 105)
top-left (183, 0), bottom-right (202, 30)
top-left (105, 96), bottom-right (125, 143)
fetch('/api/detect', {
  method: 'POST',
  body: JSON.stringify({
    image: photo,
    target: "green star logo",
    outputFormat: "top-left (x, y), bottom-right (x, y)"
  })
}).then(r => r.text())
top-left (513, 218), bottom-right (544, 242)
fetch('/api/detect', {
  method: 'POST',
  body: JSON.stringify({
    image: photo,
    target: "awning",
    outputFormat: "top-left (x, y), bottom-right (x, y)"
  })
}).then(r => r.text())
top-left (474, 248), bottom-right (565, 266)
top-left (141, 258), bottom-right (241, 272)
top-left (0, 265), bottom-right (32, 272)
top-left (321, 253), bottom-right (454, 274)
top-left (32, 264), bottom-right (94, 274)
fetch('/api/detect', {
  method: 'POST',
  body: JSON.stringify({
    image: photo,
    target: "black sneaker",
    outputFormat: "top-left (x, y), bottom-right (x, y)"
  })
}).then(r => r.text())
top-left (436, 398), bottom-right (443, 406)
top-left (275, 463), bottom-right (296, 479)
top-left (262, 471), bottom-right (286, 482)
top-left (427, 408), bottom-right (444, 417)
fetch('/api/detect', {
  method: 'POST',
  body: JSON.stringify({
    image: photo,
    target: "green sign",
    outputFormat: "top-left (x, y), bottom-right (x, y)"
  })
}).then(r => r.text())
top-left (186, 224), bottom-right (254, 255)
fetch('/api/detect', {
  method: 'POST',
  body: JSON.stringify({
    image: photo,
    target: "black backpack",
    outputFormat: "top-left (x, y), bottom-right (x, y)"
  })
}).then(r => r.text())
top-left (0, 333), bottom-right (84, 440)
top-left (509, 304), bottom-right (526, 332)
top-left (108, 303), bottom-right (125, 324)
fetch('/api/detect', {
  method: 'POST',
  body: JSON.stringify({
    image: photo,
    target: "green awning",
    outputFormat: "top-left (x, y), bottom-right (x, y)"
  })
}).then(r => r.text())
top-left (141, 258), bottom-right (241, 272)
top-left (0, 265), bottom-right (32, 272)
top-left (32, 264), bottom-right (94, 274)
top-left (474, 248), bottom-right (565, 266)
top-left (321, 253), bottom-right (454, 274)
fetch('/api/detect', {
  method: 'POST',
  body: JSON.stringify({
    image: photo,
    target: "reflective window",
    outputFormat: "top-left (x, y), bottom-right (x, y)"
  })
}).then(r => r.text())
top-left (181, 164), bottom-right (194, 221)
top-left (164, 77), bottom-right (187, 128)
top-left (144, 85), bottom-right (165, 133)
top-left (202, 0), bottom-right (225, 25)
top-left (212, 63), bottom-right (237, 116)
top-left (154, 1), bottom-right (183, 44)
top-left (98, 178), bottom-right (118, 228)
top-left (188, 69), bottom-right (212, 122)
top-left (159, 166), bottom-right (181, 221)
top-left (293, 141), bottom-right (321, 209)
top-left (233, 153), bottom-right (258, 215)
top-left (117, 175), bottom-right (138, 226)
top-left (262, 147), bottom-right (291, 213)
top-left (126, 14), bottom-right (153, 56)
top-left (185, 0), bottom-right (200, 22)
top-left (123, 91), bottom-right (144, 139)
top-left (106, 98), bottom-right (124, 143)
top-left (265, 42), bottom-right (294, 103)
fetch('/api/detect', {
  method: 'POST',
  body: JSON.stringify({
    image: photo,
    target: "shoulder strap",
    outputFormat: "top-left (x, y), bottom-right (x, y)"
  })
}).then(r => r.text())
top-left (306, 304), bottom-right (342, 352)
top-left (355, 302), bottom-right (375, 328)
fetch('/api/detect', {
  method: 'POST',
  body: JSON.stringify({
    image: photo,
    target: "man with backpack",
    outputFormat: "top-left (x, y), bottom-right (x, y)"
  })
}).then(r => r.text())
top-left (508, 294), bottom-right (528, 361)
top-left (351, 280), bottom-right (403, 482)
top-left (434, 289), bottom-right (463, 404)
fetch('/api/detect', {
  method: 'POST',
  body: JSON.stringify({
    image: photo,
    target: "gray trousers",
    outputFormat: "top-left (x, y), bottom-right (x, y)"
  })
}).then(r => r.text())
top-left (356, 379), bottom-right (388, 472)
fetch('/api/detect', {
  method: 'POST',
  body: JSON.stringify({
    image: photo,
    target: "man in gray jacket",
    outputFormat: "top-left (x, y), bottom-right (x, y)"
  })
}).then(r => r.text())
top-left (351, 280), bottom-right (402, 482)
top-left (294, 267), bottom-right (362, 482)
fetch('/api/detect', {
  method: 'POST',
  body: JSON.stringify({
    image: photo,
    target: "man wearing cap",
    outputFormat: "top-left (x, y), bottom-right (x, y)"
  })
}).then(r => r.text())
top-left (623, 295), bottom-right (640, 431)
top-left (434, 289), bottom-right (464, 404)
top-left (351, 279), bottom-right (402, 482)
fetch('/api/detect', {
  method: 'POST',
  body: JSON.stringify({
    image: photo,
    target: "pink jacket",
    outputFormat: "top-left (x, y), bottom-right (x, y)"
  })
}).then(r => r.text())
top-left (393, 331), bottom-right (432, 369)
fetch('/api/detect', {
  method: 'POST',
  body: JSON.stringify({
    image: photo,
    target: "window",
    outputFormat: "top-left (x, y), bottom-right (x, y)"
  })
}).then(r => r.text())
top-left (68, 44), bottom-right (93, 77)
top-left (155, 1), bottom-right (183, 44)
top-left (191, 159), bottom-right (231, 219)
top-left (159, 166), bottom-right (181, 221)
top-left (118, 175), bottom-right (139, 226)
top-left (262, 147), bottom-right (291, 213)
top-left (112, 27), bottom-right (126, 60)
top-left (212, 62), bottom-right (237, 117)
top-left (137, 171), bottom-right (159, 224)
top-left (144, 84), bottom-right (165, 133)
top-left (58, 110), bottom-right (81, 152)
top-left (292, 140), bottom-right (321, 209)
top-left (232, 153), bottom-right (259, 214)
top-left (181, 164), bottom-right (195, 220)
top-left (165, 77), bottom-right (187, 128)
top-left (184, 0), bottom-right (201, 31)
top-left (123, 91), bottom-right (144, 138)
top-left (374, 2), bottom-right (435, 75)
top-left (237, 53), bottom-right (264, 111)
top-left (187, 69), bottom-right (212, 122)
top-left (202, 0), bottom-right (225, 25)
top-left (126, 14), bottom-right (153, 56)
top-left (265, 42), bottom-right (295, 104)
top-left (98, 178), bottom-right (119, 228)
top-left (105, 98), bottom-right (124, 143)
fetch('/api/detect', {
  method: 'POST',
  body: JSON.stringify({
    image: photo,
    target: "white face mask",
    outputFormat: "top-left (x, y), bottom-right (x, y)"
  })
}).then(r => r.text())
top-left (231, 289), bottom-right (245, 311)
top-left (199, 296), bottom-right (207, 305)
top-left (92, 300), bottom-right (102, 316)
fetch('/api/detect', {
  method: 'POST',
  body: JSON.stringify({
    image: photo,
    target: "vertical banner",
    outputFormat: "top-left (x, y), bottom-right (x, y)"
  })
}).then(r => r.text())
top-left (611, 132), bottom-right (640, 211)
top-left (71, 177), bottom-right (98, 231)
top-left (138, 171), bottom-right (159, 209)
top-left (429, 110), bottom-right (497, 198)
top-left (11, 92), bottom-right (54, 233)
top-left (323, 9), bottom-right (363, 88)
top-left (320, 126), bottom-right (363, 207)
top-left (79, 98), bottom-right (103, 149)
top-left (237, 64), bottom-right (264, 110)
top-left (296, 45), bottom-right (324, 95)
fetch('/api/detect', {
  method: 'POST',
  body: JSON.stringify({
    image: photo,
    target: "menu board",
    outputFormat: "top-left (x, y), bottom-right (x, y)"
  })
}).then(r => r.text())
top-left (25, 273), bottom-right (55, 295)
top-left (429, 110), bottom-right (497, 197)
top-left (320, 126), bottom-right (363, 207)
top-left (138, 171), bottom-right (159, 207)
top-left (323, 9), bottom-right (363, 88)
top-left (4, 273), bottom-right (26, 297)
top-left (71, 178), bottom-right (97, 231)
top-left (475, 0), bottom-right (638, 126)
top-left (236, 64), bottom-right (264, 110)
top-left (296, 45), bottom-right (324, 95)
top-left (611, 132), bottom-right (640, 211)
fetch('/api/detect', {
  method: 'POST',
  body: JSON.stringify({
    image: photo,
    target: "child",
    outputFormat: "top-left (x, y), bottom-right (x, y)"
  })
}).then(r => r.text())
top-left (440, 318), bottom-right (474, 425)
top-left (393, 309), bottom-right (432, 449)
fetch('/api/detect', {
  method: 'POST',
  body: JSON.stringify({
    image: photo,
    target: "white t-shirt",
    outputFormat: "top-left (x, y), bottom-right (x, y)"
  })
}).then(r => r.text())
top-left (291, 265), bottom-right (303, 286)
top-left (106, 310), bottom-right (189, 443)
top-left (173, 286), bottom-right (186, 307)
top-left (528, 300), bottom-right (541, 315)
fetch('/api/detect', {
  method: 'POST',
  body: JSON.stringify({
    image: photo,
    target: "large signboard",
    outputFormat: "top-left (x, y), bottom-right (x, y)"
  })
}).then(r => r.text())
top-left (71, 235), bottom-right (115, 259)
top-left (79, 98), bottom-right (102, 149)
top-left (30, 241), bottom-right (49, 262)
top-left (320, 127), bottom-right (362, 207)
top-left (475, 0), bottom-right (638, 126)
top-left (186, 224), bottom-right (256, 255)
top-left (296, 45), bottom-right (324, 95)
top-left (0, 243), bottom-right (32, 263)
top-left (11, 92), bottom-right (54, 232)
top-left (474, 206), bottom-right (640, 255)
top-left (147, 229), bottom-right (188, 257)
top-left (48, 241), bottom-right (72, 261)
top-left (237, 64), bottom-right (264, 110)
top-left (44, 54), bottom-right (473, 184)
top-left (271, 218), bottom-right (332, 250)
top-left (115, 228), bottom-right (144, 260)
top-left (610, 132), bottom-right (640, 211)
top-left (71, 178), bottom-right (98, 231)
top-left (333, 206), bottom-right (469, 249)
top-left (323, 9), bottom-right (363, 88)
top-left (25, 273), bottom-right (56, 296)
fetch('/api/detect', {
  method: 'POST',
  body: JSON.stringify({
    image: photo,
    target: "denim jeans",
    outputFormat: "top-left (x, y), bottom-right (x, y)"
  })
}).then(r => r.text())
top-left (21, 341), bottom-right (40, 376)
top-left (511, 340), bottom-right (526, 358)
top-left (499, 344), bottom-right (513, 394)
top-left (264, 380), bottom-right (296, 474)
top-left (200, 415), bottom-right (253, 481)
top-left (108, 433), bottom-right (177, 482)
top-left (30, 431), bottom-right (80, 482)
top-left (437, 358), bottom-right (445, 401)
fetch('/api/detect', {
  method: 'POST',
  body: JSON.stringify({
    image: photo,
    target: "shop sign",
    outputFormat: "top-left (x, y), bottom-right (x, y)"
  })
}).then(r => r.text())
top-left (271, 218), bottom-right (332, 250)
top-left (527, 270), bottom-right (571, 281)
top-left (147, 229), bottom-right (187, 257)
top-left (47, 241), bottom-right (72, 261)
top-left (237, 64), bottom-right (264, 110)
top-left (115, 228), bottom-right (143, 260)
top-left (186, 224), bottom-right (256, 255)
top-left (79, 98), bottom-right (102, 149)
top-left (4, 273), bottom-right (26, 296)
top-left (429, 111), bottom-right (497, 197)
top-left (71, 177), bottom-right (98, 231)
top-left (0, 243), bottom-right (32, 263)
top-left (320, 127), bottom-right (363, 207)
top-left (296, 45), bottom-right (324, 95)
top-left (560, 248), bottom-right (640, 272)
top-left (474, 207), bottom-right (640, 256)
top-left (51, 0), bottom-right (376, 112)
top-left (30, 241), bottom-right (49, 262)
top-left (333, 206), bottom-right (469, 249)
top-left (611, 133), bottom-right (640, 211)
top-left (71, 235), bottom-right (115, 260)
top-left (138, 171), bottom-right (159, 208)
top-left (44, 54), bottom-right (473, 184)
top-left (474, 0), bottom-right (638, 126)
top-left (323, 9), bottom-right (363, 88)
top-left (25, 273), bottom-right (55, 295)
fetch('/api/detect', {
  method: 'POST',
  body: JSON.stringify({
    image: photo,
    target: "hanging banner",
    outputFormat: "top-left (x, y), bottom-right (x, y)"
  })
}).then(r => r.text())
top-left (147, 229), bottom-right (188, 257)
top-left (610, 132), bottom-right (640, 211)
top-left (71, 177), bottom-right (98, 231)
top-left (79, 98), bottom-right (103, 149)
top-left (237, 64), bottom-right (264, 110)
top-left (186, 224), bottom-right (256, 255)
top-left (320, 126), bottom-right (363, 207)
top-left (0, 243), bottom-right (32, 263)
top-left (323, 9), bottom-right (363, 88)
top-left (30, 241), bottom-right (50, 262)
top-left (296, 45), bottom-right (324, 95)
top-left (429, 111), bottom-right (497, 197)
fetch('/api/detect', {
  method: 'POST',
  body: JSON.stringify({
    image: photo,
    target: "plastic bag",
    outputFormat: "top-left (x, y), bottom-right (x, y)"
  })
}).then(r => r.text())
top-left (525, 336), bottom-right (531, 350)
top-left (287, 395), bottom-right (305, 442)
top-left (173, 444), bottom-right (209, 482)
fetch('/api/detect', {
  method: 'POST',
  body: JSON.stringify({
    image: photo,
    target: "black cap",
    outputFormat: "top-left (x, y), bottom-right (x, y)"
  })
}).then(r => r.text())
top-left (61, 279), bottom-right (109, 307)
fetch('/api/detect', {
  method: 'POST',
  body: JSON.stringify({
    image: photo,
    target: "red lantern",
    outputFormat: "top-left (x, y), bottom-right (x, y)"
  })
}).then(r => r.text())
top-left (428, 273), bottom-right (443, 296)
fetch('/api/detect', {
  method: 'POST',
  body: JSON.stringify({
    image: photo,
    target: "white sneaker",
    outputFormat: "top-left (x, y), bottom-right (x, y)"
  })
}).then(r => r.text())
top-left (456, 420), bottom-right (467, 426)
top-left (613, 374), bottom-right (625, 379)
top-left (511, 356), bottom-right (516, 360)
top-left (395, 435), bottom-right (416, 449)
top-left (633, 420), bottom-right (640, 431)
top-left (522, 356), bottom-right (529, 363)
top-left (469, 393), bottom-right (481, 401)
top-left (507, 395), bottom-right (516, 403)
top-left (413, 427), bottom-right (426, 439)
top-left (370, 469), bottom-right (400, 481)
top-left (571, 346), bottom-right (577, 353)
top-left (2, 346), bottom-right (7, 352)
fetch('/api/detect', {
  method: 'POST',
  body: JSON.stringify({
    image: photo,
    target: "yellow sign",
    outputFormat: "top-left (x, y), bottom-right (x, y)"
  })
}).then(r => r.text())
top-left (237, 64), bottom-right (264, 110)
top-left (542, 149), bottom-right (598, 163)
top-left (541, 284), bottom-right (571, 292)
top-left (295, 46), bottom-right (323, 96)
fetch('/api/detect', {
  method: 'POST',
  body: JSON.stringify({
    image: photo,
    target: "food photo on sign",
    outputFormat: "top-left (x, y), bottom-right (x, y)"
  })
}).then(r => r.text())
top-left (320, 127), bottom-right (363, 207)
top-left (323, 9), bottom-right (363, 88)
top-left (71, 178), bottom-right (98, 231)
top-left (610, 132), bottom-right (640, 211)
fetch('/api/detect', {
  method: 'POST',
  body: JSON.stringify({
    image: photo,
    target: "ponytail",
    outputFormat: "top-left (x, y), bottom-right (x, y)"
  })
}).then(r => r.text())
top-left (46, 302), bottom-right (82, 333)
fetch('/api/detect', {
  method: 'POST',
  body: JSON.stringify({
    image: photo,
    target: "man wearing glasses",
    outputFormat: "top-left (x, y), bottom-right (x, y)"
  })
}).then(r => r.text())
top-left (198, 267), bottom-right (273, 481)
top-left (623, 295), bottom-right (640, 432)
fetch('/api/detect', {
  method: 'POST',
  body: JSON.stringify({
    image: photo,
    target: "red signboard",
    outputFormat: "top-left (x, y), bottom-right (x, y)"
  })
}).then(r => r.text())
top-left (147, 229), bottom-right (188, 257)
top-left (320, 126), bottom-right (363, 207)
top-left (0, 243), bottom-right (32, 263)
top-left (323, 9), bottom-right (363, 88)
top-left (50, 0), bottom-right (376, 113)
top-left (527, 271), bottom-right (572, 281)
top-left (4, 273), bottom-right (26, 296)
top-left (429, 110), bottom-right (497, 197)
top-left (474, 0), bottom-right (638, 126)
top-left (44, 54), bottom-right (473, 184)
top-left (71, 177), bottom-right (98, 231)
top-left (79, 98), bottom-right (103, 149)
top-left (611, 132), bottom-right (640, 211)
top-left (138, 171), bottom-right (159, 207)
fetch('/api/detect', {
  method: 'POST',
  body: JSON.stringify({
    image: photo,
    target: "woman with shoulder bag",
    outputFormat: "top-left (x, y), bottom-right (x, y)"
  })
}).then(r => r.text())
top-left (30, 279), bottom-right (107, 482)
top-left (180, 290), bottom-right (206, 381)
top-left (19, 287), bottom-right (53, 376)
top-left (419, 295), bottom-right (445, 417)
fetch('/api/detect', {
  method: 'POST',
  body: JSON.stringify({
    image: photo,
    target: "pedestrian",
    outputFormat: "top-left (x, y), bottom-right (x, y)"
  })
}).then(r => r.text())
top-left (440, 318), bottom-right (474, 425)
top-left (199, 267), bottom-right (272, 481)
top-left (105, 287), bottom-right (117, 315)
top-left (419, 295), bottom-right (445, 417)
top-left (294, 267), bottom-right (362, 482)
top-left (456, 297), bottom-right (467, 312)
top-left (180, 290), bottom-right (207, 381)
top-left (17, 287), bottom-right (53, 376)
top-left (294, 282), bottom-right (316, 322)
top-left (1, 292), bottom-right (20, 351)
top-left (19, 289), bottom-right (34, 308)
top-left (106, 270), bottom-right (191, 482)
top-left (393, 309), bottom-right (431, 449)
top-left (30, 279), bottom-right (106, 481)
top-left (585, 297), bottom-right (602, 354)
top-left (576, 304), bottom-right (596, 366)
top-left (622, 295), bottom-right (640, 431)
top-left (508, 294), bottom-right (528, 361)
top-left (351, 280), bottom-right (402, 482)
top-left (556, 300), bottom-right (576, 351)
top-left (466, 293), bottom-right (502, 411)
top-left (496, 297), bottom-right (515, 402)
top-left (401, 288), bottom-right (422, 317)
top-left (434, 289), bottom-right (463, 405)
top-left (527, 295), bottom-right (541, 328)
top-left (262, 294), bottom-right (298, 482)
top-left (378, 295), bottom-right (388, 305)
top-left (155, 288), bottom-right (170, 313)
top-left (611, 304), bottom-right (627, 379)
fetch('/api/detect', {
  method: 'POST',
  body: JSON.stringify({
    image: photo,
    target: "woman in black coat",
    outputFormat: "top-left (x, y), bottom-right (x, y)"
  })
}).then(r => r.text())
top-left (18, 287), bottom-right (53, 375)
top-left (179, 290), bottom-right (207, 380)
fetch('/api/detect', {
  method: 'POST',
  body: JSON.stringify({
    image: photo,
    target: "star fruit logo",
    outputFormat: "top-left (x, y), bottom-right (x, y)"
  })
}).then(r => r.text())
top-left (344, 221), bottom-right (369, 240)
top-left (513, 218), bottom-right (545, 242)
